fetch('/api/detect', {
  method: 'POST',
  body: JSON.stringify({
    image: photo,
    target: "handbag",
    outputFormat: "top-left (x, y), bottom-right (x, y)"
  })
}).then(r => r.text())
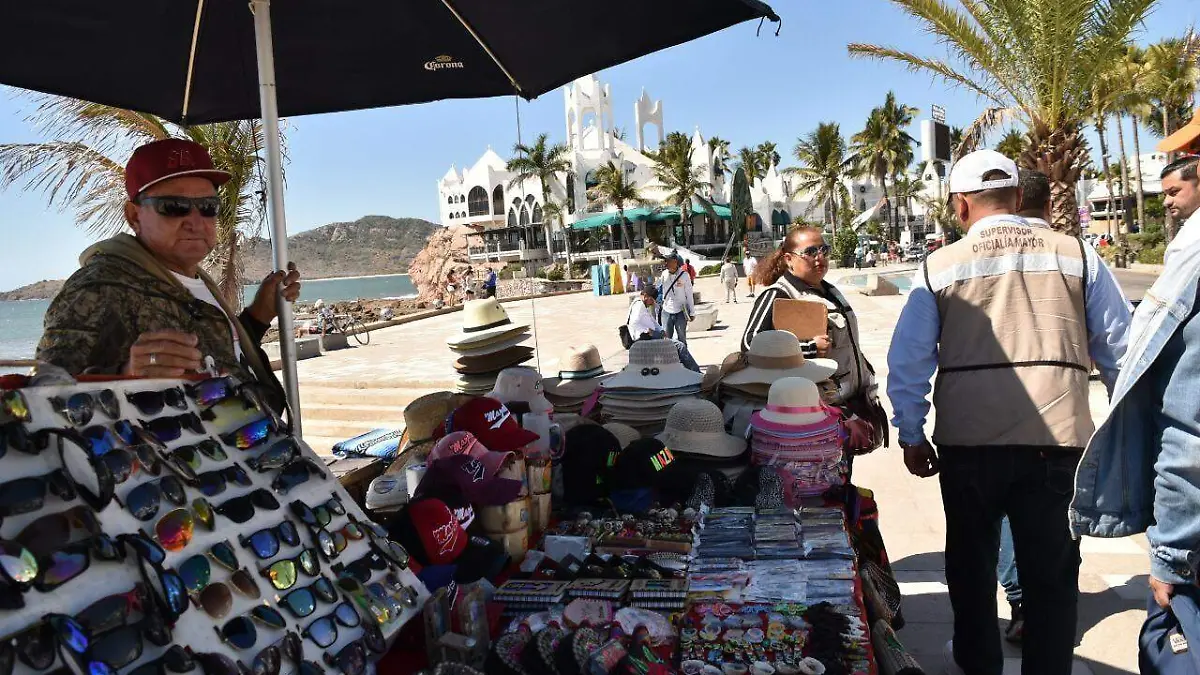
top-left (1141, 585), bottom-right (1200, 674)
top-left (617, 303), bottom-right (637, 350)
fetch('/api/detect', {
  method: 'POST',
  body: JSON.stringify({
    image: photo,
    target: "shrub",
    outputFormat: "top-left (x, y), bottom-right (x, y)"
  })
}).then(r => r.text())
top-left (699, 264), bottom-right (721, 276)
top-left (1137, 243), bottom-right (1165, 265)
top-left (544, 264), bottom-right (565, 281)
top-left (831, 227), bottom-right (858, 268)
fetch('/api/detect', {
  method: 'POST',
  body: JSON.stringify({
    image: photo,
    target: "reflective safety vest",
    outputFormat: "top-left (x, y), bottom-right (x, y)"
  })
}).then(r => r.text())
top-left (923, 214), bottom-right (1092, 449)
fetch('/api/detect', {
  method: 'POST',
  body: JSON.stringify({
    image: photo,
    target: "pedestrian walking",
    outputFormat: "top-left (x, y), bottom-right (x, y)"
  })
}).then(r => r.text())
top-left (445, 270), bottom-right (459, 308)
top-left (887, 151), bottom-right (1131, 675)
top-left (684, 258), bottom-right (697, 282)
top-left (483, 267), bottom-right (498, 299)
top-left (743, 254), bottom-right (758, 298)
top-left (657, 253), bottom-right (694, 346)
top-left (719, 256), bottom-right (739, 304)
top-left (1070, 150), bottom-right (1200, 669)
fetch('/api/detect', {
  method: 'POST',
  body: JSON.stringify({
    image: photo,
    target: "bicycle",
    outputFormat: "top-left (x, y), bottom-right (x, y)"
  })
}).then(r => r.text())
top-left (321, 313), bottom-right (371, 345)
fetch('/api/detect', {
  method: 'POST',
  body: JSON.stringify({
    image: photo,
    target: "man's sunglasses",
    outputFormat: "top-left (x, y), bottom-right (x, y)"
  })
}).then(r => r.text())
top-left (137, 196), bottom-right (220, 218)
top-left (788, 244), bottom-right (832, 259)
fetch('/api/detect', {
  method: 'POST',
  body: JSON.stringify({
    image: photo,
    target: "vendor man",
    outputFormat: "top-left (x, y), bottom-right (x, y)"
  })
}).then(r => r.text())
top-left (37, 138), bottom-right (300, 413)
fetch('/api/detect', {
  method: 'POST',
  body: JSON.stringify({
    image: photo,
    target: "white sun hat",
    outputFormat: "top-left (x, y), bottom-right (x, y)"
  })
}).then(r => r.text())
top-left (655, 399), bottom-right (746, 459)
top-left (601, 340), bottom-right (704, 391)
top-left (723, 330), bottom-right (837, 387)
top-left (448, 332), bottom-right (532, 357)
top-left (752, 377), bottom-right (840, 430)
top-left (446, 298), bottom-right (530, 348)
top-left (487, 366), bottom-right (553, 415)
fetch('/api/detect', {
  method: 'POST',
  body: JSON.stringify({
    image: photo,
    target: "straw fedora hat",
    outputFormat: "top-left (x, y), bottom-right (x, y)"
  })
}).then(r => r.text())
top-left (454, 346), bottom-right (534, 375)
top-left (445, 298), bottom-right (530, 348)
top-left (487, 366), bottom-right (553, 415)
top-left (752, 377), bottom-right (839, 430)
top-left (384, 392), bottom-right (474, 472)
top-left (602, 422), bottom-right (642, 449)
top-left (655, 399), bottom-right (746, 459)
top-left (449, 332), bottom-right (532, 358)
top-left (601, 340), bottom-right (703, 391)
top-left (543, 344), bottom-right (613, 399)
top-left (722, 330), bottom-right (837, 386)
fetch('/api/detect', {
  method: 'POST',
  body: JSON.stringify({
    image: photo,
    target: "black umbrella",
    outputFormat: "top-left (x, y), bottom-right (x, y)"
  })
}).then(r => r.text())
top-left (0, 0), bottom-right (779, 434)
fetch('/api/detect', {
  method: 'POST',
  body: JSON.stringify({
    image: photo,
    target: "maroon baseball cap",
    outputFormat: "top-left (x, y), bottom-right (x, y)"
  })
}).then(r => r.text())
top-left (416, 454), bottom-right (523, 507)
top-left (437, 397), bottom-right (538, 452)
top-left (125, 139), bottom-right (231, 199)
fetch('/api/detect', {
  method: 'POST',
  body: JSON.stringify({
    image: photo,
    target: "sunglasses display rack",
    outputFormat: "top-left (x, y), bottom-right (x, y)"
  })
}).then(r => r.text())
top-left (0, 377), bottom-right (428, 675)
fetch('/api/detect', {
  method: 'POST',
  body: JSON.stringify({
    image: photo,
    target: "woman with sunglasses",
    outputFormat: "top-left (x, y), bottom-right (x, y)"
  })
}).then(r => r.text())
top-left (742, 226), bottom-right (887, 457)
top-left (36, 139), bottom-right (298, 417)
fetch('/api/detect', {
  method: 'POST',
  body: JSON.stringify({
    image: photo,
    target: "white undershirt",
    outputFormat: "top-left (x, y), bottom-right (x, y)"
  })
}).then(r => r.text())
top-left (170, 271), bottom-right (244, 361)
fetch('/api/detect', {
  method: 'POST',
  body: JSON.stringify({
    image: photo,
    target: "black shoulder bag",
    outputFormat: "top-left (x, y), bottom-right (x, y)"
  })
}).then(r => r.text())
top-left (618, 302), bottom-right (637, 350)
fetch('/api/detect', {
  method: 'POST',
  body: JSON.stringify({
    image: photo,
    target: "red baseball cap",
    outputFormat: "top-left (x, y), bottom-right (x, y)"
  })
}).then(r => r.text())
top-left (416, 454), bottom-right (523, 507)
top-left (438, 397), bottom-right (538, 452)
top-left (125, 139), bottom-right (231, 199)
top-left (428, 431), bottom-right (514, 476)
top-left (392, 498), bottom-right (467, 566)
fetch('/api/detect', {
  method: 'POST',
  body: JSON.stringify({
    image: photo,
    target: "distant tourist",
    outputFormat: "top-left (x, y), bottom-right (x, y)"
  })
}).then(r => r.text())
top-left (445, 270), bottom-right (459, 307)
top-left (684, 258), bottom-right (697, 282)
top-left (36, 139), bottom-right (297, 416)
top-left (463, 267), bottom-right (477, 302)
top-left (624, 286), bottom-right (700, 372)
top-left (743, 254), bottom-right (758, 298)
top-left (719, 256), bottom-right (739, 304)
top-left (658, 253), bottom-right (694, 346)
top-left (483, 267), bottom-right (498, 299)
top-left (626, 266), bottom-right (640, 292)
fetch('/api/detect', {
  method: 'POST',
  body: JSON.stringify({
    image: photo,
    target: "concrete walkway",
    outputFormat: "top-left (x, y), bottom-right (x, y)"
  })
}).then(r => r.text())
top-left (296, 271), bottom-right (1147, 673)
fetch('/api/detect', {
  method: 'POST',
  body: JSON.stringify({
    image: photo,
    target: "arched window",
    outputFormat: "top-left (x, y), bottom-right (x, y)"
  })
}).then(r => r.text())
top-left (566, 174), bottom-right (576, 214)
top-left (507, 208), bottom-right (517, 228)
top-left (532, 204), bottom-right (543, 224)
top-left (525, 195), bottom-right (536, 206)
top-left (513, 197), bottom-right (523, 207)
top-left (446, 196), bottom-right (453, 205)
top-left (467, 187), bottom-right (489, 216)
top-left (519, 205), bottom-right (530, 226)
top-left (492, 186), bottom-right (504, 215)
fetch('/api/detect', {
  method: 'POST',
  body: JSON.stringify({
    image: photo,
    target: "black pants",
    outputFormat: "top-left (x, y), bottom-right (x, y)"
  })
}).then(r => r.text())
top-left (484, 286), bottom-right (496, 299)
top-left (938, 445), bottom-right (1083, 675)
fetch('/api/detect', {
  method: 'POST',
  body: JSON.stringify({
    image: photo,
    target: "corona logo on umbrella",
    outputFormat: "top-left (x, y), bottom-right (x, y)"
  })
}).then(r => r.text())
top-left (425, 55), bottom-right (465, 71)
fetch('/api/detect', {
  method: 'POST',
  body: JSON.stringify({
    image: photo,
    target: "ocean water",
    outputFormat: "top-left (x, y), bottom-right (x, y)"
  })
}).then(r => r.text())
top-left (0, 274), bottom-right (415, 362)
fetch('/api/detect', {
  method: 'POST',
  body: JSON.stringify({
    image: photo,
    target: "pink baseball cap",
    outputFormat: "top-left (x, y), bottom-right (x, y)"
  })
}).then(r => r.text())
top-left (429, 431), bottom-right (514, 476)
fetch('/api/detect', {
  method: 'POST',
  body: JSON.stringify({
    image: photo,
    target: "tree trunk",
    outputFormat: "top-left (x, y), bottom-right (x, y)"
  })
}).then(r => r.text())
top-left (831, 197), bottom-right (839, 238)
top-left (1114, 113), bottom-right (1133, 268)
top-left (878, 174), bottom-right (891, 241)
top-left (618, 206), bottom-right (636, 259)
top-left (562, 217), bottom-right (574, 279)
top-left (1097, 120), bottom-right (1116, 244)
top-left (1132, 116), bottom-right (1147, 238)
top-left (1028, 119), bottom-right (1086, 236)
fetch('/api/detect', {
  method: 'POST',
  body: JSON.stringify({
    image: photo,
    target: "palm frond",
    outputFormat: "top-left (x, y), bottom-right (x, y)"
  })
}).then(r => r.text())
top-left (0, 141), bottom-right (127, 236)
top-left (958, 106), bottom-right (1017, 159)
top-left (848, 43), bottom-right (1005, 106)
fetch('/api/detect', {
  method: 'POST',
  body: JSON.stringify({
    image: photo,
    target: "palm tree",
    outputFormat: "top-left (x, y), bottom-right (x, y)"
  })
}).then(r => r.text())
top-left (506, 133), bottom-right (572, 259)
top-left (0, 95), bottom-right (270, 306)
top-left (588, 161), bottom-right (646, 258)
top-left (1092, 74), bottom-right (1121, 245)
top-left (1118, 45), bottom-right (1152, 233)
top-left (995, 128), bottom-right (1027, 161)
top-left (649, 134), bottom-right (718, 241)
top-left (757, 142), bottom-right (781, 170)
top-left (540, 200), bottom-right (573, 277)
top-left (785, 122), bottom-right (854, 235)
top-left (708, 137), bottom-right (732, 177)
top-left (851, 92), bottom-right (917, 241)
top-left (1144, 37), bottom-right (1200, 143)
top-left (949, 126), bottom-right (965, 159)
top-left (891, 171), bottom-right (928, 235)
top-left (736, 146), bottom-right (765, 183)
top-left (849, 0), bottom-right (1154, 236)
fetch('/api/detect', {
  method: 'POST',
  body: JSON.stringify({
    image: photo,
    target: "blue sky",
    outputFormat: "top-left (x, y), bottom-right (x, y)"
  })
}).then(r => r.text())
top-left (0, 0), bottom-right (1195, 290)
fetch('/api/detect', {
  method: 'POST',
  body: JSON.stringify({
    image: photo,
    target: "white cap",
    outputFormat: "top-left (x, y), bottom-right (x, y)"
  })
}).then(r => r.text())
top-left (948, 149), bottom-right (1019, 194)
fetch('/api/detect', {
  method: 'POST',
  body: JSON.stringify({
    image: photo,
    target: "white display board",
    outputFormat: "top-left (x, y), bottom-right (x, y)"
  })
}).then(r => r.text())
top-left (0, 377), bottom-right (427, 675)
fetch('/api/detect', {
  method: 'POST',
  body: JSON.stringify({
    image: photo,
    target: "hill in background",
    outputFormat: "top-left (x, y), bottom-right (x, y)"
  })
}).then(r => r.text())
top-left (243, 215), bottom-right (439, 279)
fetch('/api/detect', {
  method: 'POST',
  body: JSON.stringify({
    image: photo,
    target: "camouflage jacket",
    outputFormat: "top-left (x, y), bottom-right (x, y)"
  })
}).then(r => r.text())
top-left (37, 234), bottom-right (287, 412)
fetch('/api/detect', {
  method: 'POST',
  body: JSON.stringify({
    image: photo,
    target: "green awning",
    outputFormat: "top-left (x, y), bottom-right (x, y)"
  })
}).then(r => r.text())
top-left (569, 203), bottom-right (731, 230)
top-left (771, 209), bottom-right (791, 226)
top-left (568, 211), bottom-right (622, 231)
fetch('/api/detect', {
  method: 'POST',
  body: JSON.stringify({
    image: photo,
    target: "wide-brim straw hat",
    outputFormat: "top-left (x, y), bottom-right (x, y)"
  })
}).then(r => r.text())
top-left (654, 399), bottom-right (746, 459)
top-left (386, 392), bottom-right (476, 470)
top-left (723, 330), bottom-right (837, 386)
top-left (602, 422), bottom-right (642, 449)
top-left (445, 298), bottom-right (530, 348)
top-left (487, 366), bottom-right (552, 415)
top-left (600, 340), bottom-right (703, 391)
top-left (751, 376), bottom-right (840, 429)
top-left (454, 346), bottom-right (535, 375)
top-left (554, 344), bottom-right (609, 380)
top-left (543, 373), bottom-right (613, 400)
top-left (449, 333), bottom-right (532, 358)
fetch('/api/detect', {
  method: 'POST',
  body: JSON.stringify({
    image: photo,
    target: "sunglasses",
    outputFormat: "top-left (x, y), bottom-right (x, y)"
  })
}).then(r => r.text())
top-left (35, 535), bottom-right (125, 592)
top-left (0, 614), bottom-right (114, 675)
top-left (172, 439), bottom-right (229, 470)
top-left (138, 195), bottom-right (220, 218)
top-left (193, 572), bottom-right (262, 620)
top-left (276, 576), bottom-right (337, 619)
top-left (247, 439), bottom-right (300, 473)
top-left (75, 583), bottom-right (153, 634)
top-left (321, 631), bottom-right (386, 675)
top-left (151, 508), bottom-right (195, 552)
top-left (122, 475), bottom-right (188, 521)
top-left (140, 413), bottom-right (205, 444)
top-left (186, 377), bottom-right (238, 408)
top-left (335, 576), bottom-right (394, 625)
top-left (260, 549), bottom-right (321, 591)
top-left (125, 387), bottom-right (187, 416)
top-left (206, 539), bottom-right (240, 572)
top-left (13, 505), bottom-right (100, 559)
top-left (0, 470), bottom-right (76, 524)
top-left (788, 243), bottom-right (832, 259)
top-left (215, 606), bottom-right (287, 651)
top-left (239, 383), bottom-right (289, 435)
top-left (116, 533), bottom-right (191, 623)
top-left (331, 553), bottom-right (391, 585)
top-left (308, 523), bottom-right (366, 561)
top-left (183, 649), bottom-right (251, 675)
top-left (301, 602), bottom-right (360, 649)
top-left (0, 540), bottom-right (38, 607)
top-left (47, 390), bottom-right (120, 427)
top-left (240, 520), bottom-right (301, 560)
top-left (196, 463), bottom-right (252, 498)
top-left (0, 391), bottom-right (31, 422)
top-left (0, 422), bottom-right (46, 457)
top-left (289, 496), bottom-right (346, 529)
top-left (127, 645), bottom-right (194, 675)
top-left (215, 489), bottom-right (281, 524)
top-left (220, 417), bottom-right (276, 450)
top-left (271, 459), bottom-right (328, 496)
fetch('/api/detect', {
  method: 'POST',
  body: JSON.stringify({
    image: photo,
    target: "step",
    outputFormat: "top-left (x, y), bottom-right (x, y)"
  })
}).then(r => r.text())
top-left (301, 403), bottom-right (406, 424)
top-left (298, 386), bottom-right (441, 408)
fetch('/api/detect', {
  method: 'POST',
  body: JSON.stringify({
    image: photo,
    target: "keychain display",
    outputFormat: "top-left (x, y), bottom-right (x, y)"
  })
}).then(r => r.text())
top-left (0, 375), bottom-right (428, 675)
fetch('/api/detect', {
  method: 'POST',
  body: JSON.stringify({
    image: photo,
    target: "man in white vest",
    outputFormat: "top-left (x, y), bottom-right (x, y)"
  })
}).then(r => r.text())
top-left (887, 150), bottom-right (1131, 675)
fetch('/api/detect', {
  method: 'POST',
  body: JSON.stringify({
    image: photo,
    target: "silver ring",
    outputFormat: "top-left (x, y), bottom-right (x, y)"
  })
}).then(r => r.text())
top-left (148, 353), bottom-right (158, 366)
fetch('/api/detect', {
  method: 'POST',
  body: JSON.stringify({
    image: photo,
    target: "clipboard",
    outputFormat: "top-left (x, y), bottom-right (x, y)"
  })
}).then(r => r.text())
top-left (771, 298), bottom-right (828, 340)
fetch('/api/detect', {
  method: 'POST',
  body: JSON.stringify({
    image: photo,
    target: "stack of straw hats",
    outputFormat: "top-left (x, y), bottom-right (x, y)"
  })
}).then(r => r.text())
top-left (598, 340), bottom-right (703, 436)
top-left (446, 298), bottom-right (533, 394)
top-left (720, 330), bottom-right (837, 438)
top-left (541, 344), bottom-right (612, 414)
top-left (656, 399), bottom-right (749, 483)
top-left (749, 377), bottom-right (845, 506)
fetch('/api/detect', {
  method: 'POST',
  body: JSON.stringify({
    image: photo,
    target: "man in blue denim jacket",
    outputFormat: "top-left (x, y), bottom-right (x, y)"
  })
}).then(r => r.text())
top-left (1071, 154), bottom-right (1200, 612)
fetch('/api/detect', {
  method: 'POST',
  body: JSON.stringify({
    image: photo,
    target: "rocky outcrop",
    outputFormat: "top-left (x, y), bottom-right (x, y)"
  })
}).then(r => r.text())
top-left (406, 225), bottom-right (501, 304)
top-left (0, 279), bottom-right (65, 301)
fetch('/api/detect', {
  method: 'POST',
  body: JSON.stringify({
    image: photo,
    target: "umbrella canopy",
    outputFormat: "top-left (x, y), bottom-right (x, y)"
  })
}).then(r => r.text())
top-left (1, 0), bottom-right (778, 125)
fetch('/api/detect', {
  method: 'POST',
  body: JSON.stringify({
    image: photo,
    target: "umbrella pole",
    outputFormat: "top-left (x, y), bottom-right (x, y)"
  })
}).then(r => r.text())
top-left (251, 0), bottom-right (303, 436)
